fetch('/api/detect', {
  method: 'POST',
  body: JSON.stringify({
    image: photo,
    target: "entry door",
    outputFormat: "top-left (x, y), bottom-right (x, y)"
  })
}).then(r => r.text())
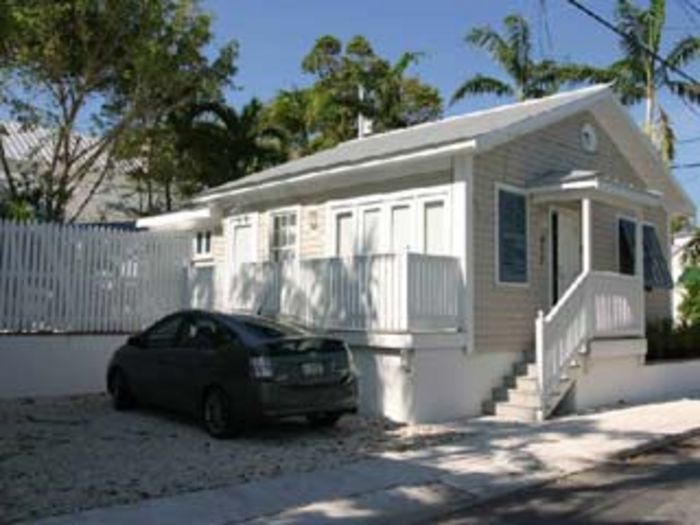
top-left (552, 208), bottom-right (581, 304)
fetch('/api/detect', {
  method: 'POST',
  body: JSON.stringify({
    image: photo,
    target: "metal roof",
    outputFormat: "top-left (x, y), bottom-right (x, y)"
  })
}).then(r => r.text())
top-left (198, 84), bottom-right (613, 199)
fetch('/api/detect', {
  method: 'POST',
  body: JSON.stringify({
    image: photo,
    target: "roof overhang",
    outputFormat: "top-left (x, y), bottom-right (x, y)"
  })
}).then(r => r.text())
top-left (529, 173), bottom-right (663, 209)
top-left (193, 138), bottom-right (476, 207)
top-left (135, 207), bottom-right (219, 231)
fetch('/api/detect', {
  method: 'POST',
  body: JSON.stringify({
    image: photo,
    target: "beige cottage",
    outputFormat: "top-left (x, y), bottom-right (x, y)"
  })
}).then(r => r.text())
top-left (138, 85), bottom-right (694, 423)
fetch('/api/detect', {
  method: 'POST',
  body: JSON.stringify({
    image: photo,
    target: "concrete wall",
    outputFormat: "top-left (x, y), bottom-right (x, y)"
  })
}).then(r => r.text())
top-left (574, 343), bottom-right (700, 411)
top-left (0, 335), bottom-right (126, 398)
top-left (352, 346), bottom-right (516, 423)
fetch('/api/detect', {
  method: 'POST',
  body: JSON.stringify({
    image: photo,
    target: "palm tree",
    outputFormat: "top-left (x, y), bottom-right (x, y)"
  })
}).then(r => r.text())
top-left (175, 99), bottom-right (285, 188)
top-left (451, 14), bottom-right (574, 104)
top-left (567, 0), bottom-right (700, 162)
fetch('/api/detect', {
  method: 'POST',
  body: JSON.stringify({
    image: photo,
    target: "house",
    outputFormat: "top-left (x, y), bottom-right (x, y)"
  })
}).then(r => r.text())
top-left (0, 122), bottom-right (146, 222)
top-left (137, 85), bottom-right (695, 423)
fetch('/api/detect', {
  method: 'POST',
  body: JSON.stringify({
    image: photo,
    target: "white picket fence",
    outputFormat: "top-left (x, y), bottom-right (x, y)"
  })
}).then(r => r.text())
top-left (0, 220), bottom-right (191, 333)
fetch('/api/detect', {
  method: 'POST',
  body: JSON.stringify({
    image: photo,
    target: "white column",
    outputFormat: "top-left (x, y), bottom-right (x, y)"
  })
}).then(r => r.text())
top-left (581, 197), bottom-right (593, 274)
top-left (451, 153), bottom-right (474, 350)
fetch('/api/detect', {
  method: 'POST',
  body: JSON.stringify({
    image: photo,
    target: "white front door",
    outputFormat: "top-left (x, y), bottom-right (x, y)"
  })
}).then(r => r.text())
top-left (552, 208), bottom-right (581, 303)
top-left (232, 224), bottom-right (254, 267)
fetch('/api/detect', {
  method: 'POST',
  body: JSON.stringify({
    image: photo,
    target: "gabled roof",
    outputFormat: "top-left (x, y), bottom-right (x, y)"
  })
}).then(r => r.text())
top-left (194, 85), bottom-right (694, 216)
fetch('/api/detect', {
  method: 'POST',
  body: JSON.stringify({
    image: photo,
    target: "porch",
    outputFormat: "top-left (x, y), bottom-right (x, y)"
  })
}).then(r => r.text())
top-left (224, 252), bottom-right (464, 333)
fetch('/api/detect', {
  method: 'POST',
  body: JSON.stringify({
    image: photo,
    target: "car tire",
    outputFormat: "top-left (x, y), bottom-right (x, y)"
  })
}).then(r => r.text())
top-left (108, 369), bottom-right (136, 411)
top-left (306, 412), bottom-right (342, 428)
top-left (202, 388), bottom-right (238, 439)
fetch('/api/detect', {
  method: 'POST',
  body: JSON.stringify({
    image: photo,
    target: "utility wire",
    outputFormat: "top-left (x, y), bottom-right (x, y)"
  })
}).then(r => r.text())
top-left (565, 0), bottom-right (700, 86)
top-left (673, 162), bottom-right (700, 169)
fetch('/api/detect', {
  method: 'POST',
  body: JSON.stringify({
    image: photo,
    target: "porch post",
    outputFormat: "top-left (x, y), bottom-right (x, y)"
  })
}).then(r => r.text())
top-left (581, 197), bottom-right (593, 274)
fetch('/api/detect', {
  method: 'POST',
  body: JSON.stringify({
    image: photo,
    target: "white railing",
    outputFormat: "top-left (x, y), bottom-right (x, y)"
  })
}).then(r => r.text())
top-left (536, 271), bottom-right (645, 415)
top-left (227, 253), bottom-right (462, 332)
top-left (0, 220), bottom-right (191, 333)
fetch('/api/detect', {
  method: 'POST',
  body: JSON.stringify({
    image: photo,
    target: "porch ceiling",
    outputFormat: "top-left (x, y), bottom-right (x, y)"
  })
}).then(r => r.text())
top-left (527, 169), bottom-right (662, 209)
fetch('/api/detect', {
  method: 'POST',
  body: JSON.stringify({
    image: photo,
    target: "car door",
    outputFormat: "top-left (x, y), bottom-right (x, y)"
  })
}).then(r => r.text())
top-left (164, 314), bottom-right (227, 414)
top-left (136, 314), bottom-right (186, 407)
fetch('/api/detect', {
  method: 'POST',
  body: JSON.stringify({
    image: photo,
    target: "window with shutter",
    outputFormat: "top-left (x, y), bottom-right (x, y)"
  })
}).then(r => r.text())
top-left (643, 225), bottom-right (673, 289)
top-left (497, 187), bottom-right (528, 284)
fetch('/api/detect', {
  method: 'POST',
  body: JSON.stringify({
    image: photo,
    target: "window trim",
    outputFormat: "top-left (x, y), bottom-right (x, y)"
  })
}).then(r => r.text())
top-left (494, 183), bottom-right (530, 287)
top-left (193, 229), bottom-right (214, 263)
top-left (419, 198), bottom-right (448, 255)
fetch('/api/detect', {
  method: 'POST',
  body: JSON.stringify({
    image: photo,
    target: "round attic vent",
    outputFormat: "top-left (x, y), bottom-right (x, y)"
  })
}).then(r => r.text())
top-left (580, 123), bottom-right (598, 153)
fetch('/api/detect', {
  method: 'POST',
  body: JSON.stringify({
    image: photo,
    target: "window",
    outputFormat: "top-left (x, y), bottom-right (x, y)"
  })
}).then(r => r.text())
top-left (497, 187), bottom-right (528, 284)
top-left (423, 201), bottom-right (446, 255)
top-left (144, 315), bottom-right (183, 348)
top-left (391, 205), bottom-right (412, 252)
top-left (194, 230), bottom-right (212, 256)
top-left (179, 316), bottom-right (224, 347)
top-left (335, 212), bottom-right (354, 257)
top-left (617, 219), bottom-right (673, 289)
top-left (361, 208), bottom-right (381, 254)
top-left (618, 218), bottom-right (636, 275)
top-left (270, 212), bottom-right (297, 262)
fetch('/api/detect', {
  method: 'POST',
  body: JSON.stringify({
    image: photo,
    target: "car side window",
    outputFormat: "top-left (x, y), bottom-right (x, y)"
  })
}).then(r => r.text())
top-left (143, 316), bottom-right (183, 348)
top-left (180, 316), bottom-right (226, 348)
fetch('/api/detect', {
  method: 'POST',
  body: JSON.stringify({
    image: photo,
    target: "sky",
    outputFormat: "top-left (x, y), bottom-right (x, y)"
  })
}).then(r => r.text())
top-left (202, 0), bottom-right (700, 214)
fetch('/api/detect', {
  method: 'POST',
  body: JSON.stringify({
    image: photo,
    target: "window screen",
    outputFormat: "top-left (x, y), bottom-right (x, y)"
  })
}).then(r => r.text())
top-left (498, 189), bottom-right (527, 283)
top-left (424, 201), bottom-right (446, 255)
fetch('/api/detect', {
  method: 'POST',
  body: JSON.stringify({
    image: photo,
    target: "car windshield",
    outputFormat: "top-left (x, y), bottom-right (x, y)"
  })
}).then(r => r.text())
top-left (222, 315), bottom-right (307, 342)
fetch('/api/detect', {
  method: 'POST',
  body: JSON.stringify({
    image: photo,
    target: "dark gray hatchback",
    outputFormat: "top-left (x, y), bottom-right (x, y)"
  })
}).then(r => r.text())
top-left (106, 310), bottom-right (358, 438)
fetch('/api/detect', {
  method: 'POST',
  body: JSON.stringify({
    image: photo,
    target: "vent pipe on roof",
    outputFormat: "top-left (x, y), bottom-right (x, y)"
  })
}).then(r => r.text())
top-left (357, 85), bottom-right (373, 139)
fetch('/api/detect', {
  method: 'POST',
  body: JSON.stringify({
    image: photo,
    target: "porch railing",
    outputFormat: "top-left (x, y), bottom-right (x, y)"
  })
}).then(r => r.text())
top-left (535, 271), bottom-right (645, 417)
top-left (226, 253), bottom-right (462, 332)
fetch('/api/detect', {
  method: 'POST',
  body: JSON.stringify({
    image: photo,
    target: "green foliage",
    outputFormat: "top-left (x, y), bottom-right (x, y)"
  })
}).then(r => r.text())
top-left (267, 35), bottom-right (442, 155)
top-left (0, 0), bottom-right (236, 221)
top-left (646, 318), bottom-right (700, 360)
top-left (452, 14), bottom-right (582, 104)
top-left (570, 0), bottom-right (700, 162)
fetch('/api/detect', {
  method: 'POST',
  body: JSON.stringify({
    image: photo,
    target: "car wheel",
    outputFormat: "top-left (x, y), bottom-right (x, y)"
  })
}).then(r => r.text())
top-left (306, 412), bottom-right (342, 428)
top-left (202, 388), bottom-right (237, 439)
top-left (108, 369), bottom-right (136, 411)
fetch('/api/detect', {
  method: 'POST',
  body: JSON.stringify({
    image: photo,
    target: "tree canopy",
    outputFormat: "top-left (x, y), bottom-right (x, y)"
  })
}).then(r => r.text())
top-left (0, 0), bottom-right (236, 221)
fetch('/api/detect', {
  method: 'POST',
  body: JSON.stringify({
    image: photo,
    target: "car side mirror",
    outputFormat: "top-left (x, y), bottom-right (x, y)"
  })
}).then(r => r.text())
top-left (128, 334), bottom-right (145, 347)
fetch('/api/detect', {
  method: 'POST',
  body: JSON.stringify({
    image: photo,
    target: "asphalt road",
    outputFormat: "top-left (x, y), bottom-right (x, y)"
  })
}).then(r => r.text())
top-left (435, 435), bottom-right (700, 525)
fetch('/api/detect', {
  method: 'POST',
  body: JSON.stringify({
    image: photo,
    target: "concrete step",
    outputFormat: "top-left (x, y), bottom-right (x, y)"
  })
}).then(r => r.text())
top-left (482, 399), bottom-right (495, 415)
top-left (515, 375), bottom-right (539, 393)
top-left (506, 388), bottom-right (540, 407)
top-left (513, 362), bottom-right (538, 378)
top-left (494, 402), bottom-right (539, 422)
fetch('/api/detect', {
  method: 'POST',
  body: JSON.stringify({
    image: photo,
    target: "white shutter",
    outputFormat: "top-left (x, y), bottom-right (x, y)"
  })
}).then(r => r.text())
top-left (362, 208), bottom-right (381, 254)
top-left (335, 212), bottom-right (354, 257)
top-left (391, 205), bottom-right (411, 253)
top-left (423, 201), bottom-right (445, 255)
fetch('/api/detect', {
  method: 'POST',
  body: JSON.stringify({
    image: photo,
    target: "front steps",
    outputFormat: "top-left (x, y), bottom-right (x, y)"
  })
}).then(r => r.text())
top-left (483, 351), bottom-right (583, 422)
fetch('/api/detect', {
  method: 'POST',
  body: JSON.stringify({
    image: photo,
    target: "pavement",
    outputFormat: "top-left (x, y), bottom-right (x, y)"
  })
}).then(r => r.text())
top-left (436, 435), bottom-right (700, 524)
top-left (30, 398), bottom-right (700, 525)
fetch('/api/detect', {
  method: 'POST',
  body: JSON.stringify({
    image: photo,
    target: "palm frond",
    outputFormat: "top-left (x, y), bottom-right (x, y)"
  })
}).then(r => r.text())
top-left (665, 36), bottom-right (700, 69)
top-left (450, 75), bottom-right (514, 105)
top-left (656, 106), bottom-right (675, 162)
top-left (667, 80), bottom-right (700, 104)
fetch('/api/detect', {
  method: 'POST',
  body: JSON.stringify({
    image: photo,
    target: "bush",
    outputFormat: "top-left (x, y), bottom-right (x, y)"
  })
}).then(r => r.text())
top-left (646, 319), bottom-right (700, 361)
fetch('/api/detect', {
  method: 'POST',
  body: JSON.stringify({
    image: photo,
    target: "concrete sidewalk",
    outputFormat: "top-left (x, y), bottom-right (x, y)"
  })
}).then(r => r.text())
top-left (32, 399), bottom-right (700, 525)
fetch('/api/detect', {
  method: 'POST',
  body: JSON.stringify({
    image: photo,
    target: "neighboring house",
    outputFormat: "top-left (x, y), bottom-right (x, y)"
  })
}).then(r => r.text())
top-left (138, 85), bottom-right (695, 423)
top-left (672, 230), bottom-right (694, 324)
top-left (0, 122), bottom-right (144, 222)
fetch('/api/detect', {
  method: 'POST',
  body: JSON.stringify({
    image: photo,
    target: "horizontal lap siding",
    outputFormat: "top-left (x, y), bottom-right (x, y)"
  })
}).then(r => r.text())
top-left (473, 111), bottom-right (652, 354)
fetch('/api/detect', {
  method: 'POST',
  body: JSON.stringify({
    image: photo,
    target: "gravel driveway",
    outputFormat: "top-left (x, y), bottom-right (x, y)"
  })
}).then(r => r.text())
top-left (0, 394), bottom-right (460, 523)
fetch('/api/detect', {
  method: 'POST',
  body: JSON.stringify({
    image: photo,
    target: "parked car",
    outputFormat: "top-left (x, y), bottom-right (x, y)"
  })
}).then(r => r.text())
top-left (106, 310), bottom-right (358, 438)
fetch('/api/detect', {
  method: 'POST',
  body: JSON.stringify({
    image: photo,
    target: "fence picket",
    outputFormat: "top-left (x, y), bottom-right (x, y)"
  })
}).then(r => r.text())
top-left (0, 222), bottom-right (189, 334)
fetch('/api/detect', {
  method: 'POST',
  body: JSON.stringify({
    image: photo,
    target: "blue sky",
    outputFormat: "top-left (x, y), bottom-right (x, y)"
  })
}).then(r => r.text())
top-left (203, 0), bottom-right (700, 213)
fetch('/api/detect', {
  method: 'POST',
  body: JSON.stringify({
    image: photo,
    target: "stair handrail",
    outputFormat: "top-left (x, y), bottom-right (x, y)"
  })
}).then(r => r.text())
top-left (535, 270), bottom-right (591, 420)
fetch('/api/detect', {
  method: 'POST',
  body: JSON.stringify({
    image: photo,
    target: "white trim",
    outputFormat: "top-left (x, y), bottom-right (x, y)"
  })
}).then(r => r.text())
top-left (452, 154), bottom-right (474, 350)
top-left (494, 183), bottom-right (530, 287)
top-left (136, 208), bottom-right (215, 231)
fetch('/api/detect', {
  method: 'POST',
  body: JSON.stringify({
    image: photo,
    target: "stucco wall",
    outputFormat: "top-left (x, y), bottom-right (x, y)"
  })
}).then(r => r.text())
top-left (472, 110), bottom-right (669, 355)
top-left (0, 335), bottom-right (126, 398)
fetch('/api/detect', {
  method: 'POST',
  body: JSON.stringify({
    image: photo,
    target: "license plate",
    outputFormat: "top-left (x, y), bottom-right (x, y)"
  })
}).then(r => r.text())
top-left (301, 362), bottom-right (324, 377)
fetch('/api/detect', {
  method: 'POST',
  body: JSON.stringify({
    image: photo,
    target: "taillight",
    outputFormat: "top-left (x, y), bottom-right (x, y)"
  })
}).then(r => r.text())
top-left (249, 356), bottom-right (273, 379)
